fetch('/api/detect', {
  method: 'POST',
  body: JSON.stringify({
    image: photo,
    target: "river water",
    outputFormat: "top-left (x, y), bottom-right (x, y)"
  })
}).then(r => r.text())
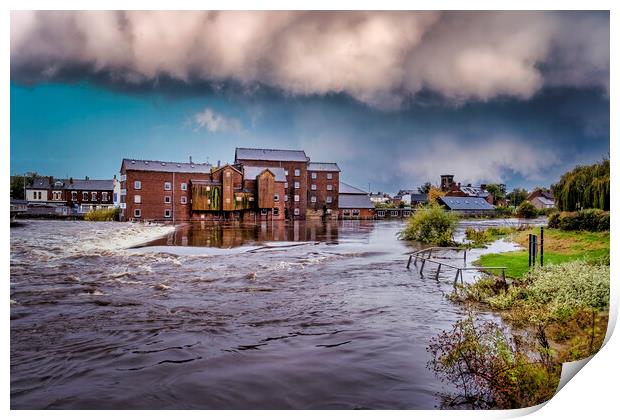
top-left (10, 218), bottom-right (536, 409)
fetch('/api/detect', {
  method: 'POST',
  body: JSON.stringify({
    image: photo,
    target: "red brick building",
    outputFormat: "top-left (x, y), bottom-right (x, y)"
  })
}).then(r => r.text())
top-left (234, 148), bottom-right (341, 220)
top-left (338, 182), bottom-right (374, 219)
top-left (119, 158), bottom-right (286, 222)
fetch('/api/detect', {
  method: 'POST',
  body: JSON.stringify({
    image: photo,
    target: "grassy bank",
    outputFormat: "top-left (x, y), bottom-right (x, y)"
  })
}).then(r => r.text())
top-left (477, 227), bottom-right (610, 279)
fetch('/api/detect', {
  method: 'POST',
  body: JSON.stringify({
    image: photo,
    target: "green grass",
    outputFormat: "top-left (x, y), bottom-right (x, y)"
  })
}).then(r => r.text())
top-left (477, 228), bottom-right (609, 279)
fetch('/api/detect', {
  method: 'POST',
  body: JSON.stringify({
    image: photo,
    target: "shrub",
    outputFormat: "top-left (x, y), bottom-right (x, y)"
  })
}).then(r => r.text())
top-left (516, 201), bottom-right (538, 218)
top-left (494, 205), bottom-right (514, 217)
top-left (547, 209), bottom-right (609, 231)
top-left (84, 207), bottom-right (120, 221)
top-left (465, 226), bottom-right (513, 246)
top-left (428, 314), bottom-right (560, 409)
top-left (537, 207), bottom-right (558, 216)
top-left (399, 202), bottom-right (458, 245)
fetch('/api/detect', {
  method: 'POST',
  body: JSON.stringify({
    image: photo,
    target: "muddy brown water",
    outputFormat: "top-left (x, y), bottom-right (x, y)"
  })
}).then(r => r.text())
top-left (10, 218), bottom-right (539, 409)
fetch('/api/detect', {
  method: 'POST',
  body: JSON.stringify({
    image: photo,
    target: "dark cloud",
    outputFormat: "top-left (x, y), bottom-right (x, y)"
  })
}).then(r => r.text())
top-left (11, 11), bottom-right (609, 109)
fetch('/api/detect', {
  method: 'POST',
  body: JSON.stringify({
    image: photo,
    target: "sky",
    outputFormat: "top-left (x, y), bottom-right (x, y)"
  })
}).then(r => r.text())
top-left (10, 11), bottom-right (610, 194)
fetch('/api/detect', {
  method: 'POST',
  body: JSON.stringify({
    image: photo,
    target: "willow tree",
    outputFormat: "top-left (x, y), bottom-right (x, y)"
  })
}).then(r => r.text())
top-left (552, 159), bottom-right (610, 211)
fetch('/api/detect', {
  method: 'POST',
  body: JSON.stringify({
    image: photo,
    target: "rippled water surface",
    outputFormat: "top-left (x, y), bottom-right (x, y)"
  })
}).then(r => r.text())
top-left (11, 219), bottom-right (532, 409)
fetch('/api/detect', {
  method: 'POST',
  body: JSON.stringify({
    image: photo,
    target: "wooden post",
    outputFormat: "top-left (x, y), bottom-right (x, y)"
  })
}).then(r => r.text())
top-left (528, 234), bottom-right (532, 267)
top-left (420, 259), bottom-right (425, 275)
top-left (460, 269), bottom-right (464, 285)
top-left (533, 235), bottom-right (538, 264)
top-left (464, 249), bottom-right (467, 262)
top-left (435, 264), bottom-right (441, 281)
top-left (407, 255), bottom-right (413, 269)
top-left (540, 227), bottom-right (544, 267)
top-left (454, 270), bottom-right (460, 286)
top-left (414, 256), bottom-right (418, 267)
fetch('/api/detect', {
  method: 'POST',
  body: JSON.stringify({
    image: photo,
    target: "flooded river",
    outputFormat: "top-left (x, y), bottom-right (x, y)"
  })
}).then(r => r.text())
top-left (10, 219), bottom-right (536, 409)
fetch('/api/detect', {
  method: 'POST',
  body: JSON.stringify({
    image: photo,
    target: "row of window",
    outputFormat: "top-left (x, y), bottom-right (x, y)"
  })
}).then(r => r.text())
top-left (284, 182), bottom-right (335, 190)
top-left (133, 181), bottom-right (188, 191)
top-left (376, 210), bottom-right (411, 217)
top-left (133, 195), bottom-right (187, 204)
top-left (284, 170), bottom-right (335, 180)
top-left (70, 191), bottom-right (109, 201)
top-left (342, 209), bottom-right (362, 215)
top-left (133, 207), bottom-right (285, 219)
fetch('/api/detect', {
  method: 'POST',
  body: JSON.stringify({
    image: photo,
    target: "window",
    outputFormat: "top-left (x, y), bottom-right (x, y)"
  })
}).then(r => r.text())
top-left (181, 196), bottom-right (187, 204)
top-left (274, 194), bottom-right (279, 202)
top-left (164, 209), bottom-right (172, 218)
top-left (344, 209), bottom-right (351, 215)
top-left (261, 209), bottom-right (268, 215)
top-left (403, 211), bottom-right (411, 217)
top-left (134, 180), bottom-right (141, 190)
top-left (294, 169), bottom-right (300, 176)
top-left (164, 182), bottom-right (172, 190)
top-left (284, 170), bottom-right (289, 176)
top-left (120, 174), bottom-right (127, 182)
top-left (82, 192), bottom-right (89, 201)
top-left (273, 208), bottom-right (279, 216)
top-left (326, 196), bottom-right (332, 204)
top-left (327, 184), bottom-right (333, 191)
top-left (294, 195), bottom-right (300, 202)
top-left (134, 209), bottom-right (141, 218)
top-left (37, 191), bottom-right (42, 199)
top-left (134, 195), bottom-right (141, 204)
top-left (236, 196), bottom-right (242, 202)
top-left (102, 192), bottom-right (109, 201)
top-left (181, 183), bottom-right (187, 191)
top-left (294, 208), bottom-right (300, 216)
top-left (284, 182), bottom-right (288, 189)
top-left (284, 195), bottom-right (289, 202)
top-left (353, 209), bottom-right (360, 216)
top-left (71, 191), bottom-right (77, 200)
top-left (391, 210), bottom-right (399, 216)
top-left (91, 192), bottom-right (98, 201)
top-left (311, 172), bottom-right (317, 179)
top-left (311, 184), bottom-right (317, 190)
top-left (378, 210), bottom-right (385, 216)
top-left (294, 181), bottom-right (300, 189)
top-left (311, 196), bottom-right (317, 203)
top-left (53, 191), bottom-right (61, 200)
top-left (327, 173), bottom-right (333, 180)
top-left (164, 196), bottom-right (171, 204)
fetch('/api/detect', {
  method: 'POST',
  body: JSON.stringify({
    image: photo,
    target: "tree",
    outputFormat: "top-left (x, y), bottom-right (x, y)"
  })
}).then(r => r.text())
top-left (418, 182), bottom-right (432, 194)
top-left (485, 184), bottom-right (506, 205)
top-left (516, 200), bottom-right (538, 219)
top-left (427, 186), bottom-right (446, 204)
top-left (552, 159), bottom-right (609, 211)
top-left (506, 188), bottom-right (528, 207)
top-left (399, 202), bottom-right (458, 245)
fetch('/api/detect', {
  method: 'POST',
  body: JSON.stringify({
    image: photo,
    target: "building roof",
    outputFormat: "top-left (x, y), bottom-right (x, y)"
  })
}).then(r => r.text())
top-left (122, 158), bottom-right (213, 174)
top-left (235, 148), bottom-right (309, 162)
top-left (439, 196), bottom-right (495, 211)
top-left (66, 179), bottom-right (114, 191)
top-left (339, 182), bottom-right (368, 195)
top-left (243, 166), bottom-right (287, 182)
top-left (533, 196), bottom-right (556, 206)
top-left (339, 193), bottom-right (374, 209)
top-left (27, 178), bottom-right (51, 189)
top-left (308, 162), bottom-right (341, 172)
top-left (410, 193), bottom-right (428, 202)
top-left (459, 185), bottom-right (490, 198)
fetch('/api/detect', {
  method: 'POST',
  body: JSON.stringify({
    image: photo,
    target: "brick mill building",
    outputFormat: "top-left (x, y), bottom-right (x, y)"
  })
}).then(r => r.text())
top-left (119, 158), bottom-right (287, 222)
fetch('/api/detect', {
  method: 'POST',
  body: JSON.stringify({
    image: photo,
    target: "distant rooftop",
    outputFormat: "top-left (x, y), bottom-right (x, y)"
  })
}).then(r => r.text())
top-left (122, 158), bottom-right (212, 174)
top-left (235, 148), bottom-right (309, 163)
top-left (339, 193), bottom-right (374, 209)
top-left (308, 162), bottom-right (341, 172)
top-left (66, 179), bottom-right (114, 191)
top-left (439, 196), bottom-right (495, 211)
top-left (243, 166), bottom-right (287, 182)
top-left (339, 182), bottom-right (368, 195)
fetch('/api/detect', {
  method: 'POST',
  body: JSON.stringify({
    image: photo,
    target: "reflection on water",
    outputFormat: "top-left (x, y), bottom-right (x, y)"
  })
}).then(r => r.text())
top-left (144, 220), bottom-right (373, 248)
top-left (11, 219), bottom-right (512, 409)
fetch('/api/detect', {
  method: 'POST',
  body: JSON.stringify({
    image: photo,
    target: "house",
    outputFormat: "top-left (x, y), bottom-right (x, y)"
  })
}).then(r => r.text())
top-left (369, 192), bottom-right (391, 204)
top-left (374, 207), bottom-right (413, 219)
top-left (396, 190), bottom-right (428, 206)
top-left (339, 182), bottom-right (374, 219)
top-left (438, 196), bottom-right (495, 215)
top-left (441, 174), bottom-right (494, 204)
top-left (527, 189), bottom-right (556, 209)
top-left (119, 158), bottom-right (286, 222)
top-left (65, 178), bottom-right (115, 213)
top-left (235, 148), bottom-right (340, 220)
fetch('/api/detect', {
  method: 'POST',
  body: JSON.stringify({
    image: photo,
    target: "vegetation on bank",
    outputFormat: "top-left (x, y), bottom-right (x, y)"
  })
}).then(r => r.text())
top-left (552, 158), bottom-right (610, 211)
top-left (477, 227), bottom-right (609, 279)
top-left (83, 207), bottom-right (120, 221)
top-left (399, 203), bottom-right (459, 245)
top-left (464, 226), bottom-right (515, 247)
top-left (548, 208), bottom-right (609, 231)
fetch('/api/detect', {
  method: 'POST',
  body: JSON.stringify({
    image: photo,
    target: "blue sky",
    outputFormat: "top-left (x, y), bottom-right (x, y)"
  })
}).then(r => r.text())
top-left (10, 11), bottom-right (609, 194)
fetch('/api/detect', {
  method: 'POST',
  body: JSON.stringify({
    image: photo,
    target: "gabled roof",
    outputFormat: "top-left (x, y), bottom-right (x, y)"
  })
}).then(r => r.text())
top-left (410, 193), bottom-right (428, 202)
top-left (66, 179), bottom-right (114, 191)
top-left (459, 186), bottom-right (490, 198)
top-left (27, 178), bottom-right (51, 189)
top-left (122, 158), bottom-right (212, 174)
top-left (439, 196), bottom-right (495, 211)
top-left (235, 148), bottom-right (309, 162)
top-left (339, 182), bottom-right (368, 195)
top-left (211, 163), bottom-right (243, 175)
top-left (533, 196), bottom-right (556, 206)
top-left (308, 162), bottom-right (341, 172)
top-left (243, 166), bottom-right (287, 182)
top-left (339, 193), bottom-right (374, 209)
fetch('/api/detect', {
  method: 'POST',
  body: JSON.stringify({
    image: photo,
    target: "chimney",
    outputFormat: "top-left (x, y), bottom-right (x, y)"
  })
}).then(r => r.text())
top-left (189, 155), bottom-right (193, 164)
top-left (217, 160), bottom-right (221, 167)
top-left (85, 176), bottom-right (89, 181)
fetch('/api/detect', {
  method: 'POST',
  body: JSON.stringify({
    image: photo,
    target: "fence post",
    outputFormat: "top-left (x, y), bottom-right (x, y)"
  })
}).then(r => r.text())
top-left (540, 227), bottom-right (544, 267)
top-left (533, 235), bottom-right (538, 264)
top-left (407, 255), bottom-right (413, 269)
top-left (528, 234), bottom-right (532, 267)
top-left (436, 264), bottom-right (441, 281)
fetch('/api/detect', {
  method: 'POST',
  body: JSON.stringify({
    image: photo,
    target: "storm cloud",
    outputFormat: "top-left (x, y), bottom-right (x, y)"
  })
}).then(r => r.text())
top-left (10, 11), bottom-right (609, 108)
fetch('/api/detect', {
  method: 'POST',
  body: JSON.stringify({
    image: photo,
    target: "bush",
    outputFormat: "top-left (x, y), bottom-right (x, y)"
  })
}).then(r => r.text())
top-left (537, 207), bottom-right (558, 216)
top-left (84, 207), bottom-right (120, 221)
top-left (399, 202), bottom-right (458, 245)
top-left (516, 201), bottom-right (538, 218)
top-left (465, 226), bottom-right (513, 246)
top-left (494, 205), bottom-right (514, 217)
top-left (547, 209), bottom-right (609, 231)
